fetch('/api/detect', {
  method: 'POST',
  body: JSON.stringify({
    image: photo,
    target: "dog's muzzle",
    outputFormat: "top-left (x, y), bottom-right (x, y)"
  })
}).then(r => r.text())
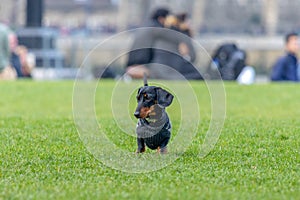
top-left (134, 111), bottom-right (140, 118)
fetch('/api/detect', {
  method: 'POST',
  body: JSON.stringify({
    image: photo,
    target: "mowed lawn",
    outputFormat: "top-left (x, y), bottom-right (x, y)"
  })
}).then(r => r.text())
top-left (0, 80), bottom-right (299, 199)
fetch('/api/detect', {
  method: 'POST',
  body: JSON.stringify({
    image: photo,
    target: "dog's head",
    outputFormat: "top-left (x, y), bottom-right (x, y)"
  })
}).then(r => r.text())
top-left (134, 85), bottom-right (173, 119)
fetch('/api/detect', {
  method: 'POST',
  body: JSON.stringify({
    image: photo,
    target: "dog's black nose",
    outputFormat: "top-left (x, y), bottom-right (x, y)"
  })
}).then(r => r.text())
top-left (134, 111), bottom-right (140, 118)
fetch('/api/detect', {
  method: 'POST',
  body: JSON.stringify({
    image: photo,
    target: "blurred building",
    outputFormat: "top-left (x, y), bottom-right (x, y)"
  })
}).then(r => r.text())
top-left (1, 0), bottom-right (300, 35)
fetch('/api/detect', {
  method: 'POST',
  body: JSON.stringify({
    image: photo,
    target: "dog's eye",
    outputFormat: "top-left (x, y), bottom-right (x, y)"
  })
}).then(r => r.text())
top-left (143, 94), bottom-right (149, 100)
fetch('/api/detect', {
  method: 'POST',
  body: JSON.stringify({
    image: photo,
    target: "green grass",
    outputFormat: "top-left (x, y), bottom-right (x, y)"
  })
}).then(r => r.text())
top-left (0, 80), bottom-right (299, 199)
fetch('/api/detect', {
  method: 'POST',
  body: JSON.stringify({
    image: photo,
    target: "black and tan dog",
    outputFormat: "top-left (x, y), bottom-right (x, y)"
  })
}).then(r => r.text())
top-left (134, 75), bottom-right (174, 154)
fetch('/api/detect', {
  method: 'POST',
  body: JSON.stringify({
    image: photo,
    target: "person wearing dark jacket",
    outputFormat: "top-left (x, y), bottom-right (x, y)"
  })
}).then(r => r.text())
top-left (271, 32), bottom-right (299, 82)
top-left (126, 8), bottom-right (198, 80)
top-left (126, 8), bottom-right (170, 79)
top-left (152, 14), bottom-right (199, 80)
top-left (9, 33), bottom-right (23, 78)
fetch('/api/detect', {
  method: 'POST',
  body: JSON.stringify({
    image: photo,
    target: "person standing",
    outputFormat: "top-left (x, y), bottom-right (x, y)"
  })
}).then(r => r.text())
top-left (271, 32), bottom-right (299, 82)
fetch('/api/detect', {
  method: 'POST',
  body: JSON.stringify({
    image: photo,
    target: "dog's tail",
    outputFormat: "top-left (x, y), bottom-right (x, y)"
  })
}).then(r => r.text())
top-left (143, 73), bottom-right (148, 86)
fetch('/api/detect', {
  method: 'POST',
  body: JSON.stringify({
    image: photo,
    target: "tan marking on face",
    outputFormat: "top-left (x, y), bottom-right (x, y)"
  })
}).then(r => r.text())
top-left (148, 105), bottom-right (156, 116)
top-left (139, 107), bottom-right (150, 118)
top-left (139, 105), bottom-right (156, 118)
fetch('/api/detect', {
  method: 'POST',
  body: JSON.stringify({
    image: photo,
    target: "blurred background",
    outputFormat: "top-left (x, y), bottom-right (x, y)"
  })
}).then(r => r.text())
top-left (0, 0), bottom-right (299, 80)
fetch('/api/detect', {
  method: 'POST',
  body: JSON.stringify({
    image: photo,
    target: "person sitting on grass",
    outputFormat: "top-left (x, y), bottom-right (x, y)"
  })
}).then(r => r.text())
top-left (271, 32), bottom-right (299, 82)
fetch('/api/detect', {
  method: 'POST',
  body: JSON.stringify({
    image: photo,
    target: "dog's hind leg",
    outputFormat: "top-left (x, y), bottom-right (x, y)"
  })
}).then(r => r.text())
top-left (158, 146), bottom-right (168, 154)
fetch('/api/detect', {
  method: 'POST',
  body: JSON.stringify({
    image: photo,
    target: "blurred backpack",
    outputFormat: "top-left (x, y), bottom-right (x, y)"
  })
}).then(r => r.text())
top-left (207, 43), bottom-right (246, 80)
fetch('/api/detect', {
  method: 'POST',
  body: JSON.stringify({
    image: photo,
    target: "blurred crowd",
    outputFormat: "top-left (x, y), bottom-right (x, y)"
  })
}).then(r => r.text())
top-left (125, 8), bottom-right (256, 83)
top-left (1, 6), bottom-right (300, 83)
top-left (0, 22), bottom-right (35, 80)
top-left (125, 7), bottom-right (300, 83)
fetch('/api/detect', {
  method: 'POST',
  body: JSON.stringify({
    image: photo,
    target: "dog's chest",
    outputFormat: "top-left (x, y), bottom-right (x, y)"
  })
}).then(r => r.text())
top-left (136, 115), bottom-right (171, 149)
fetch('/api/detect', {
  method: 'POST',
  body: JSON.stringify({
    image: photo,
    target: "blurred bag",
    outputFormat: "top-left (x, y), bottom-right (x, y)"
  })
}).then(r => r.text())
top-left (207, 43), bottom-right (246, 80)
top-left (237, 66), bottom-right (256, 85)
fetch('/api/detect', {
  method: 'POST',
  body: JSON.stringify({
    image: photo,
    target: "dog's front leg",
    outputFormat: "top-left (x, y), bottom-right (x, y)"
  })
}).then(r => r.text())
top-left (136, 138), bottom-right (145, 153)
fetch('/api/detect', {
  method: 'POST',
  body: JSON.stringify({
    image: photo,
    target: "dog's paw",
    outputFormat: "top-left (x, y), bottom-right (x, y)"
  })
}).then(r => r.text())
top-left (157, 146), bottom-right (168, 154)
top-left (136, 147), bottom-right (146, 154)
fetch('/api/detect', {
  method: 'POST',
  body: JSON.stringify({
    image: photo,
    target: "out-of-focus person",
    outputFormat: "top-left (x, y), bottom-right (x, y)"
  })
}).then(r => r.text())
top-left (9, 32), bottom-right (23, 78)
top-left (9, 32), bottom-right (35, 78)
top-left (176, 13), bottom-right (193, 37)
top-left (154, 14), bottom-right (201, 80)
top-left (271, 32), bottom-right (299, 82)
top-left (0, 22), bottom-right (16, 80)
top-left (126, 8), bottom-right (170, 79)
top-left (17, 45), bottom-right (35, 78)
top-left (126, 8), bottom-right (200, 80)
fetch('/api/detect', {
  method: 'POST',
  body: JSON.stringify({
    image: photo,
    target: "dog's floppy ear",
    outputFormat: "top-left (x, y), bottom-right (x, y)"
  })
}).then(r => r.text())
top-left (137, 87), bottom-right (142, 94)
top-left (136, 87), bottom-right (142, 99)
top-left (156, 87), bottom-right (173, 107)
